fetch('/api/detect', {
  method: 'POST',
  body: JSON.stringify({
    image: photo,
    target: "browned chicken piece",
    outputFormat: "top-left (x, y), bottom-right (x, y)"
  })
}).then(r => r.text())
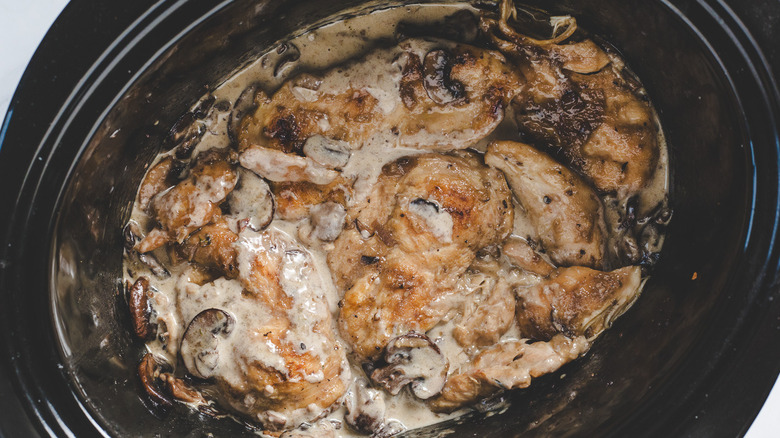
top-left (567, 69), bottom-right (659, 195)
top-left (235, 38), bottom-right (524, 183)
top-left (175, 216), bottom-right (239, 278)
top-left (482, 0), bottom-right (659, 195)
top-left (431, 262), bottom-right (641, 411)
top-left (176, 229), bottom-right (349, 431)
top-left (502, 236), bottom-right (555, 276)
top-left (550, 40), bottom-right (611, 74)
top-left (485, 140), bottom-right (607, 269)
top-left (239, 144), bottom-right (340, 185)
top-left (137, 156), bottom-right (180, 211)
top-left (429, 334), bottom-right (588, 412)
top-left (329, 152), bottom-right (514, 361)
top-left (271, 177), bottom-right (351, 221)
top-left (516, 265), bottom-right (642, 341)
top-left (452, 275), bottom-right (516, 349)
top-left (136, 149), bottom-right (238, 253)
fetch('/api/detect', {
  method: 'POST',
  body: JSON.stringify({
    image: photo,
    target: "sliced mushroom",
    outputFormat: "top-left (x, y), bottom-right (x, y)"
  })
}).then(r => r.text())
top-left (308, 202), bottom-right (347, 242)
top-left (191, 94), bottom-right (217, 119)
top-left (168, 112), bottom-right (206, 159)
top-left (345, 378), bottom-right (386, 434)
top-left (170, 95), bottom-right (223, 159)
top-left (228, 83), bottom-right (260, 144)
top-left (370, 333), bottom-right (449, 399)
top-left (159, 372), bottom-right (208, 407)
top-left (137, 353), bottom-right (173, 410)
top-left (636, 202), bottom-right (673, 271)
top-left (302, 135), bottom-right (351, 169)
top-left (273, 41), bottom-right (301, 78)
top-left (227, 168), bottom-right (275, 232)
top-left (180, 308), bottom-right (235, 379)
top-left (127, 277), bottom-right (156, 341)
top-left (423, 49), bottom-right (465, 105)
top-left (123, 223), bottom-right (170, 279)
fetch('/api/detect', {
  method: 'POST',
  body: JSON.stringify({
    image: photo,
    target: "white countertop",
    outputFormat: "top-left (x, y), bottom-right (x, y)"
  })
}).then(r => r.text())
top-left (1, 0), bottom-right (777, 435)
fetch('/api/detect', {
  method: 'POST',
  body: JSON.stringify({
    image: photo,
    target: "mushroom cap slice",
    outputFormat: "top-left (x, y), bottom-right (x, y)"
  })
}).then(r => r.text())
top-left (370, 333), bottom-right (449, 399)
top-left (127, 276), bottom-right (156, 341)
top-left (228, 167), bottom-right (275, 232)
top-left (423, 49), bottom-right (466, 105)
top-left (180, 308), bottom-right (235, 379)
top-left (137, 353), bottom-right (174, 410)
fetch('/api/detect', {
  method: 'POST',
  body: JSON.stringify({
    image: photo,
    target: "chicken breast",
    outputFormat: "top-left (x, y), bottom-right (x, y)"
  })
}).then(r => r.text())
top-left (329, 152), bottom-right (514, 361)
top-left (236, 38), bottom-right (524, 183)
top-left (516, 265), bottom-right (642, 341)
top-left (430, 335), bottom-right (589, 412)
top-left (271, 178), bottom-right (351, 222)
top-left (174, 229), bottom-right (350, 431)
top-left (485, 140), bottom-right (607, 269)
top-left (567, 68), bottom-right (660, 195)
top-left (481, 3), bottom-right (659, 195)
top-left (175, 216), bottom-right (239, 279)
top-left (430, 264), bottom-right (641, 412)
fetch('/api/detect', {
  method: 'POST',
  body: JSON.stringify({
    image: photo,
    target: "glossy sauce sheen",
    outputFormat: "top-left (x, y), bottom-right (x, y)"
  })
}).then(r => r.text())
top-left (123, 2), bottom-right (669, 436)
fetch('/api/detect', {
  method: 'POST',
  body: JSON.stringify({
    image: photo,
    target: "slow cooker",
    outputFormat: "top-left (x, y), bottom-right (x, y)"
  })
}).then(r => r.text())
top-left (1, 0), bottom-right (779, 436)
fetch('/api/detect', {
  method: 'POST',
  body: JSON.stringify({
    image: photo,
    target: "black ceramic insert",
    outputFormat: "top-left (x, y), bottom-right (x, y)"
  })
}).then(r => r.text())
top-left (1, 0), bottom-right (778, 437)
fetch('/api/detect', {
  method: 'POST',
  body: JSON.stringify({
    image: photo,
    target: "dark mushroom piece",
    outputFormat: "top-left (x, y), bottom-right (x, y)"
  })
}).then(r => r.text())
top-left (127, 276), bottom-right (156, 341)
top-left (137, 353), bottom-right (174, 410)
top-left (370, 333), bottom-right (449, 400)
top-left (169, 95), bottom-right (225, 159)
top-left (227, 168), bottom-right (275, 232)
top-left (273, 42), bottom-right (302, 78)
top-left (167, 112), bottom-right (206, 160)
top-left (159, 372), bottom-right (212, 412)
top-left (228, 83), bottom-right (260, 145)
top-left (422, 49), bottom-right (466, 105)
top-left (180, 308), bottom-right (235, 379)
top-left (123, 223), bottom-right (170, 279)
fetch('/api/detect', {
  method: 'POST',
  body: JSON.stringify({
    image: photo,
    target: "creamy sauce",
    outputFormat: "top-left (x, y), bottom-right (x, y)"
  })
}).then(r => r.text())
top-left (123, 2), bottom-right (670, 436)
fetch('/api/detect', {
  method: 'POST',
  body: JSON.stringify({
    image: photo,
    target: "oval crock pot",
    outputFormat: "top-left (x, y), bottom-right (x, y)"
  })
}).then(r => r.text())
top-left (1, 0), bottom-right (779, 436)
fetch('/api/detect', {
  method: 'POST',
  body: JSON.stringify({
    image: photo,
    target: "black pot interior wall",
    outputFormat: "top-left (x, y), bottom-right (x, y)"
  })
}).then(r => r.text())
top-left (37, 0), bottom-right (776, 436)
